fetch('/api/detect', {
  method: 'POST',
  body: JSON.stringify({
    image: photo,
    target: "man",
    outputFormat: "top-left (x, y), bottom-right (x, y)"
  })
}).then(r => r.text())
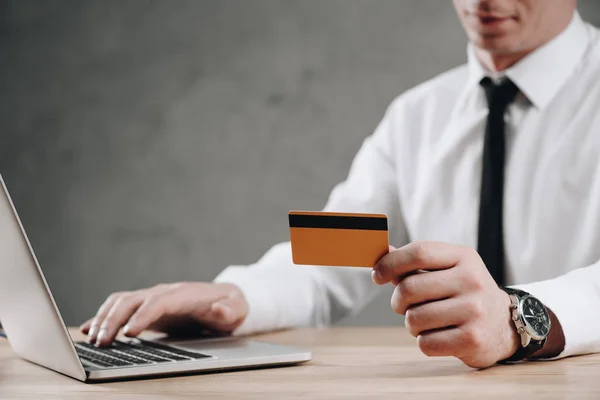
top-left (81, 0), bottom-right (600, 368)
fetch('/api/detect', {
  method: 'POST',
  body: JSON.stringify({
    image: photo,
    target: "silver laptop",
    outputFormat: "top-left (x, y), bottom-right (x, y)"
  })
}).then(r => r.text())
top-left (0, 174), bottom-right (311, 382)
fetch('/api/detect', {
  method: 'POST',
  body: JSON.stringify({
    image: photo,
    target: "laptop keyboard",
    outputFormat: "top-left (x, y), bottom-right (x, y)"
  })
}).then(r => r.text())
top-left (75, 339), bottom-right (211, 368)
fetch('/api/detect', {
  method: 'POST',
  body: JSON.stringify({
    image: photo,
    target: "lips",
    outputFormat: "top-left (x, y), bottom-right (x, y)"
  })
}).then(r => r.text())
top-left (474, 12), bottom-right (514, 23)
top-left (480, 16), bottom-right (509, 23)
top-left (471, 13), bottom-right (515, 30)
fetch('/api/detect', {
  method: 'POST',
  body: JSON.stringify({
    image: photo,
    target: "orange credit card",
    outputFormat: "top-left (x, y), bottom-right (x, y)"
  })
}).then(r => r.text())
top-left (288, 211), bottom-right (389, 267)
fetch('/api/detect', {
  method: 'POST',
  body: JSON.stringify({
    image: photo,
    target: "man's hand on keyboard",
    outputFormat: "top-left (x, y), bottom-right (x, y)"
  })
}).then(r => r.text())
top-left (80, 282), bottom-right (248, 347)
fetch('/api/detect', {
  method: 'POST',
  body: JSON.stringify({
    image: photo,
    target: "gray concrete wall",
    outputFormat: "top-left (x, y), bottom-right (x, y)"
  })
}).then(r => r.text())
top-left (1, 0), bottom-right (599, 327)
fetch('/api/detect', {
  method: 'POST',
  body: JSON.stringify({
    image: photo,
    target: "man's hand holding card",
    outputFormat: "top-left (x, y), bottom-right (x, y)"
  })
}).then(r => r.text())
top-left (288, 211), bottom-right (544, 368)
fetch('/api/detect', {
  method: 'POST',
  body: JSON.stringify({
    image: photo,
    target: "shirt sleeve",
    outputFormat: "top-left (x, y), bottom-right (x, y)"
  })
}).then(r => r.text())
top-left (513, 259), bottom-right (600, 359)
top-left (213, 102), bottom-right (409, 336)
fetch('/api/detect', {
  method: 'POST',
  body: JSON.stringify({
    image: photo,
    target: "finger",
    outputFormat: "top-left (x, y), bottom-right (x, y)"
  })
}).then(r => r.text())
top-left (416, 327), bottom-right (463, 357)
top-left (416, 324), bottom-right (484, 360)
top-left (203, 295), bottom-right (248, 329)
top-left (388, 268), bottom-right (428, 286)
top-left (372, 245), bottom-right (399, 284)
top-left (80, 318), bottom-right (93, 334)
top-left (390, 268), bottom-right (464, 314)
top-left (93, 284), bottom-right (173, 340)
top-left (124, 284), bottom-right (218, 337)
top-left (96, 295), bottom-right (145, 347)
top-left (87, 293), bottom-right (124, 343)
top-left (122, 293), bottom-right (172, 337)
top-left (373, 241), bottom-right (464, 284)
top-left (403, 296), bottom-right (481, 337)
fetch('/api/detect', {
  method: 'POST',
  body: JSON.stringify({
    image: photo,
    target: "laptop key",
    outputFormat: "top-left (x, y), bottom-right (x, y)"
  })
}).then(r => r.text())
top-left (115, 341), bottom-right (194, 361)
top-left (78, 353), bottom-right (113, 368)
top-left (135, 339), bottom-right (212, 360)
top-left (107, 350), bottom-right (153, 364)
top-left (75, 343), bottom-right (135, 367)
top-left (111, 343), bottom-right (173, 362)
top-left (123, 345), bottom-right (190, 361)
top-left (75, 339), bottom-right (211, 368)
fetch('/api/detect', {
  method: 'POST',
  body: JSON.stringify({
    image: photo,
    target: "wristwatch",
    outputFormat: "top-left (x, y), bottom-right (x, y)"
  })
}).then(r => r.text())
top-left (499, 287), bottom-right (551, 363)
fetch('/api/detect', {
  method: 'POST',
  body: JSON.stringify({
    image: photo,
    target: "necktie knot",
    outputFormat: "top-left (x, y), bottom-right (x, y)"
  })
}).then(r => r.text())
top-left (480, 77), bottom-right (519, 110)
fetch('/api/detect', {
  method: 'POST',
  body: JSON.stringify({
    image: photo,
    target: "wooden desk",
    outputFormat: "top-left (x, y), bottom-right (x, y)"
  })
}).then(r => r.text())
top-left (1, 327), bottom-right (599, 399)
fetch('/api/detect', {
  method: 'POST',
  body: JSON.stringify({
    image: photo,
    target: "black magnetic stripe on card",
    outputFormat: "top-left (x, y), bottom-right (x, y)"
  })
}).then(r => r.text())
top-left (289, 214), bottom-right (388, 231)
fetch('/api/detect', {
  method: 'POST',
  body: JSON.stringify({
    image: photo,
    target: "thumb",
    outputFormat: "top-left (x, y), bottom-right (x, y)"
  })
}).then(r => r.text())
top-left (206, 295), bottom-right (247, 327)
top-left (372, 245), bottom-right (398, 284)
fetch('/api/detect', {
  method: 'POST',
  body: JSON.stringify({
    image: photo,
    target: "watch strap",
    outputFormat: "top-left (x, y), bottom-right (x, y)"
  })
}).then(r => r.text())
top-left (499, 338), bottom-right (546, 363)
top-left (502, 287), bottom-right (528, 297)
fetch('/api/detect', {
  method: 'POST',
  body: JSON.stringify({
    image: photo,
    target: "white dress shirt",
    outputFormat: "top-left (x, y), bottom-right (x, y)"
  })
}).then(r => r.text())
top-left (216, 11), bottom-right (600, 360)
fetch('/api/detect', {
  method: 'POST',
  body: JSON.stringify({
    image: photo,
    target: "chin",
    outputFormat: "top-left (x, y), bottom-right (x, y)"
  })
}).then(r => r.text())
top-left (471, 35), bottom-right (523, 55)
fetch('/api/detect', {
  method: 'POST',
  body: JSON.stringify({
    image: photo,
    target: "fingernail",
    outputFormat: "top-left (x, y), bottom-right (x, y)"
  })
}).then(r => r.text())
top-left (95, 329), bottom-right (107, 346)
top-left (88, 326), bottom-right (98, 341)
top-left (210, 302), bottom-right (222, 314)
top-left (217, 303), bottom-right (232, 316)
top-left (372, 269), bottom-right (383, 283)
top-left (123, 324), bottom-right (131, 335)
top-left (213, 302), bottom-right (234, 324)
top-left (88, 326), bottom-right (97, 336)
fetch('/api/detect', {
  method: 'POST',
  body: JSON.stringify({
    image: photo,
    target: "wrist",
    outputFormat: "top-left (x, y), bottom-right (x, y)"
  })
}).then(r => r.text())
top-left (500, 290), bottom-right (521, 360)
top-left (498, 287), bottom-right (564, 362)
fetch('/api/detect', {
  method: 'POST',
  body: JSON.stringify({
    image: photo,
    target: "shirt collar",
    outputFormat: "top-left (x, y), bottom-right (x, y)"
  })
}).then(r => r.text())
top-left (466, 11), bottom-right (590, 110)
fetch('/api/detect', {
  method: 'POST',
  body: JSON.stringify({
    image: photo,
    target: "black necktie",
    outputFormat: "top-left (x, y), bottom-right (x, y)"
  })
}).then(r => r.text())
top-left (477, 77), bottom-right (519, 286)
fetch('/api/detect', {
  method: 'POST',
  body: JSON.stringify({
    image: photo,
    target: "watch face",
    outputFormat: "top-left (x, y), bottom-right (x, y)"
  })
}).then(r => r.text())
top-left (520, 296), bottom-right (550, 337)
